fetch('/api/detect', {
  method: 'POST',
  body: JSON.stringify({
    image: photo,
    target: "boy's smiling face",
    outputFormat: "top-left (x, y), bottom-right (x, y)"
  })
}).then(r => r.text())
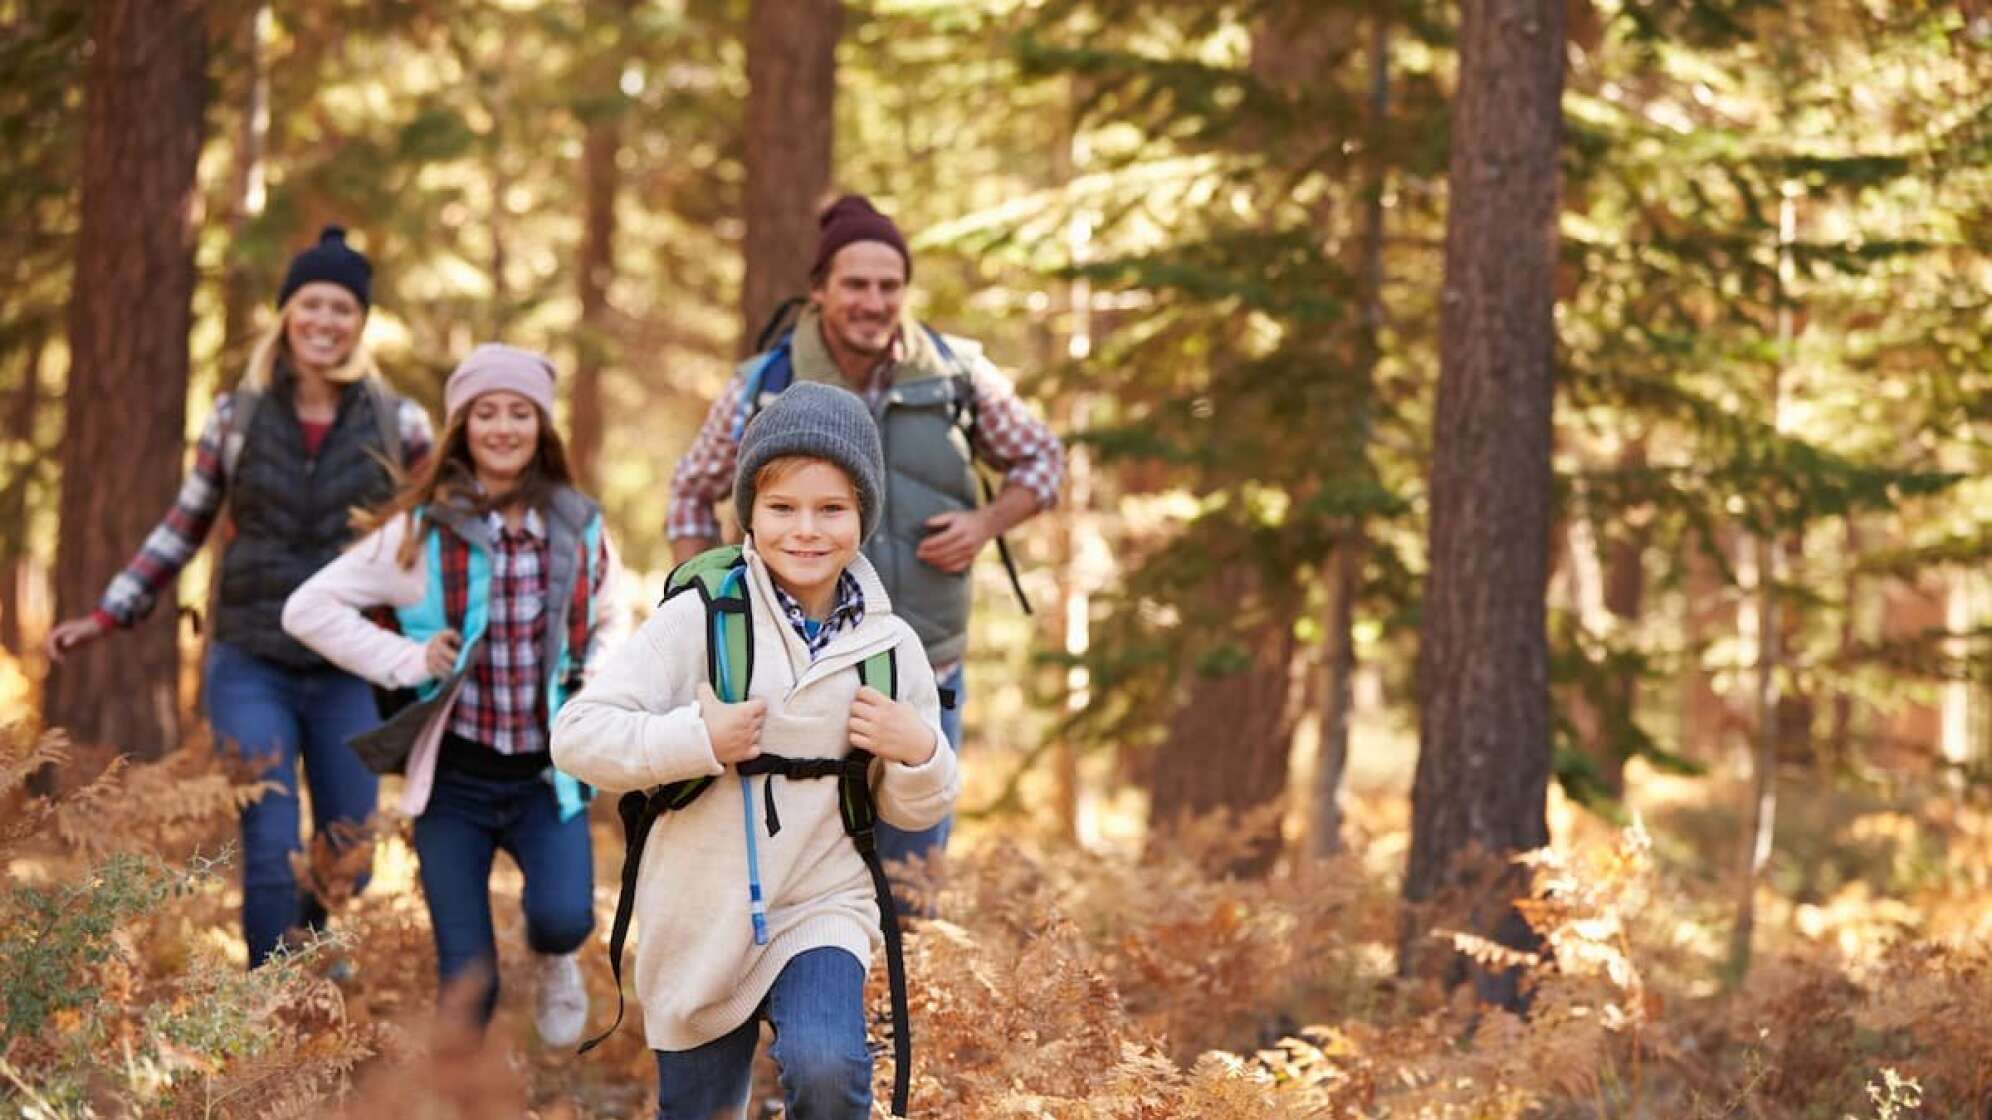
top-left (750, 457), bottom-right (862, 617)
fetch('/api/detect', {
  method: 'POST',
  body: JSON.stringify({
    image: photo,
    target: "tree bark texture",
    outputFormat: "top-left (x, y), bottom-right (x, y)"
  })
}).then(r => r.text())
top-left (741, 0), bottom-right (840, 355)
top-left (220, 4), bottom-right (270, 373)
top-left (1147, 566), bottom-right (1303, 878)
top-left (1402, 0), bottom-right (1565, 1010)
top-left (572, 104), bottom-right (621, 492)
top-left (1311, 16), bottom-right (1391, 860)
top-left (44, 0), bottom-right (207, 759)
top-left (1, 336), bottom-right (46, 657)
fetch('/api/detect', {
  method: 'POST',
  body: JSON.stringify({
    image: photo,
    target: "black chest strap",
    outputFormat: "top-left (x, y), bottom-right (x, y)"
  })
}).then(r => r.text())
top-left (580, 750), bottom-right (913, 1117)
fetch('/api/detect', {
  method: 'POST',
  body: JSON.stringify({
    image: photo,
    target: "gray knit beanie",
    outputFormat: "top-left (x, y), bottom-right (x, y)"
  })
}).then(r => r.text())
top-left (734, 382), bottom-right (886, 544)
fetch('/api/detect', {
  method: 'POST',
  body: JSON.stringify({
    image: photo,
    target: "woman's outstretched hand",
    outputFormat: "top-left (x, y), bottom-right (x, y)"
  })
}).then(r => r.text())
top-left (42, 615), bottom-right (110, 664)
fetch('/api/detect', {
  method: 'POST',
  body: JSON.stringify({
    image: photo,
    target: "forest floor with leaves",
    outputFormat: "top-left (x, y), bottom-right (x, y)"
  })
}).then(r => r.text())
top-left (4, 703), bottom-right (1991, 1119)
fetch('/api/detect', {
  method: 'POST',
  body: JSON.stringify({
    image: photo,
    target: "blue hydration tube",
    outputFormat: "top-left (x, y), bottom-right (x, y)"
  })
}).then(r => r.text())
top-left (715, 572), bottom-right (770, 946)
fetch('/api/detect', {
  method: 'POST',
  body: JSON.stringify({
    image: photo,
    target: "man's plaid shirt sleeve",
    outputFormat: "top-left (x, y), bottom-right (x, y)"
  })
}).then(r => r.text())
top-left (965, 356), bottom-right (1065, 512)
top-left (95, 402), bottom-right (233, 629)
top-left (665, 376), bottom-right (747, 542)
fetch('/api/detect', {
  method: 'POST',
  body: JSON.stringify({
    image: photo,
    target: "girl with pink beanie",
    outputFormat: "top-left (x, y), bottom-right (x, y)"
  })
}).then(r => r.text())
top-left (283, 343), bottom-right (623, 1044)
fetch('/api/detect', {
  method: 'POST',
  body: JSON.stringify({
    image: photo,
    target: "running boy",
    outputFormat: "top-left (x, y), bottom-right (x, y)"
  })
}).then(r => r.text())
top-left (552, 382), bottom-right (958, 1119)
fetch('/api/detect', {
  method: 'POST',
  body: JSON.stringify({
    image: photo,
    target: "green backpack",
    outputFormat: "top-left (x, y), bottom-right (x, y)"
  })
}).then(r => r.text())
top-left (581, 546), bottom-right (915, 1117)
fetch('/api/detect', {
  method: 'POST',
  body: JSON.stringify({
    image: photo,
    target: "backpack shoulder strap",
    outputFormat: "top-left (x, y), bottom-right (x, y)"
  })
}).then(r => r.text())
top-left (752, 295), bottom-right (807, 355)
top-left (221, 384), bottom-right (263, 483)
top-left (918, 325), bottom-right (1035, 620)
top-left (584, 547), bottom-right (754, 1057)
top-left (362, 377), bottom-right (404, 470)
top-left (858, 647), bottom-right (898, 700)
top-left (662, 544), bottom-right (754, 703)
top-left (730, 338), bottom-right (795, 441)
top-left (834, 642), bottom-right (911, 1117)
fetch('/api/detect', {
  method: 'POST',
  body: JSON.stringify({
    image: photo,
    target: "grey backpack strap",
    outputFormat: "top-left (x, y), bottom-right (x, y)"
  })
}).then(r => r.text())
top-left (220, 384), bottom-right (263, 484)
top-left (923, 327), bottom-right (1034, 619)
top-left (361, 377), bottom-right (404, 470)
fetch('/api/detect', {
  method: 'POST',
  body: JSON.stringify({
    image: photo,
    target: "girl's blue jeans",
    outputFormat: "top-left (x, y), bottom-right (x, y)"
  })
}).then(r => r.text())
top-left (412, 753), bottom-right (595, 1024)
top-left (204, 641), bottom-right (381, 968)
top-left (652, 947), bottom-right (872, 1120)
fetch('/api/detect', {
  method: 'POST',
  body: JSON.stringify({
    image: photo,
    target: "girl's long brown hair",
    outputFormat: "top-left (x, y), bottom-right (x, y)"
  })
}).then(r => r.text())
top-left (355, 403), bottom-right (576, 568)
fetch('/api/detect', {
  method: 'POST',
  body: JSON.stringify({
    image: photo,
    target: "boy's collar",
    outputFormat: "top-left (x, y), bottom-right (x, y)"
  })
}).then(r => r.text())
top-left (741, 536), bottom-right (891, 616)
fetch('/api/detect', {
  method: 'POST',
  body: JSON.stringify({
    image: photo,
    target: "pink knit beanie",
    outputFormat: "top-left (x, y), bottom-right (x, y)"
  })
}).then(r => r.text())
top-left (444, 343), bottom-right (558, 422)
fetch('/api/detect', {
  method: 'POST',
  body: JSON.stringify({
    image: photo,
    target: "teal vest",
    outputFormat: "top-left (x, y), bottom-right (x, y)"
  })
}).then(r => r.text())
top-left (397, 487), bottom-right (603, 820)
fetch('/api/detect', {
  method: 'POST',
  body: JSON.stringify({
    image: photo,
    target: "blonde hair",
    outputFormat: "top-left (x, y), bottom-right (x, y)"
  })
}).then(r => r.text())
top-left (240, 290), bottom-right (380, 393)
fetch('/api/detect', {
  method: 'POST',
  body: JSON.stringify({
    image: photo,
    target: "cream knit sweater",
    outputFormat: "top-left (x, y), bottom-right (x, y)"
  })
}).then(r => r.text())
top-left (550, 542), bottom-right (958, 1052)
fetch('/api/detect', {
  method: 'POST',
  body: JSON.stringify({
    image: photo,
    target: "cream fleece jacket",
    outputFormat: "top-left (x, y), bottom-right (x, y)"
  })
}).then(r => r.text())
top-left (550, 542), bottom-right (958, 1052)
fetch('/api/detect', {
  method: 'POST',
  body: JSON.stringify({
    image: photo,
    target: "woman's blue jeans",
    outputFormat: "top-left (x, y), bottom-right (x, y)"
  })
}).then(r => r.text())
top-left (652, 947), bottom-right (872, 1120)
top-left (204, 641), bottom-right (381, 968)
top-left (412, 758), bottom-right (595, 1024)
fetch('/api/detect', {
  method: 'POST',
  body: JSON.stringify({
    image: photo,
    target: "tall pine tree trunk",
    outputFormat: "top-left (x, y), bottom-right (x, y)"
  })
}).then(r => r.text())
top-left (1729, 183), bottom-right (1799, 981)
top-left (1312, 16), bottom-right (1391, 860)
top-left (741, 0), bottom-right (840, 354)
top-left (1827, 516), bottom-right (1861, 772)
top-left (571, 0), bottom-right (636, 492)
top-left (1144, 7), bottom-right (1346, 878)
top-left (44, 0), bottom-right (207, 760)
top-left (1, 336), bottom-right (46, 657)
top-left (219, 4), bottom-right (270, 372)
top-left (572, 120), bottom-right (616, 492)
top-left (1401, 0), bottom-right (1564, 1011)
top-left (1146, 566), bottom-right (1303, 877)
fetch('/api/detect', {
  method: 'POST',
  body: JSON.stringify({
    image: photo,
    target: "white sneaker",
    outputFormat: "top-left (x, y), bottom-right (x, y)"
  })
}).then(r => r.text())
top-left (532, 950), bottom-right (589, 1047)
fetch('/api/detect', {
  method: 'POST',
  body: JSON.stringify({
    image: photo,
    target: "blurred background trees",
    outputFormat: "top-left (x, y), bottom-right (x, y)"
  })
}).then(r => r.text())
top-left (2, 0), bottom-right (1987, 995)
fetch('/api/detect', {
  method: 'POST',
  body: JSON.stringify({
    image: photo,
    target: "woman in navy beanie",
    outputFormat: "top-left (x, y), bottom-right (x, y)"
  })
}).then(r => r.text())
top-left (45, 225), bottom-right (435, 970)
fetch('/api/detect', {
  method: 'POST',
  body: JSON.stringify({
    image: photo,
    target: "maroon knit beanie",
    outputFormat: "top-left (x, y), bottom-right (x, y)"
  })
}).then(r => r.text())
top-left (809, 194), bottom-right (911, 283)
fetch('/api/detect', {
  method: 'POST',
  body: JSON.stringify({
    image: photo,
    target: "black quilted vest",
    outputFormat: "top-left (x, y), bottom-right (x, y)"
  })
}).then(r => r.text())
top-left (214, 370), bottom-right (400, 668)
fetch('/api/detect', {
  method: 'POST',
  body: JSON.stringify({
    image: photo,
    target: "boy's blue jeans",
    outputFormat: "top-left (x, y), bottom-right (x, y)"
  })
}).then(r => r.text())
top-left (875, 663), bottom-right (964, 871)
top-left (412, 756), bottom-right (595, 1024)
top-left (204, 641), bottom-right (380, 968)
top-left (653, 946), bottom-right (872, 1120)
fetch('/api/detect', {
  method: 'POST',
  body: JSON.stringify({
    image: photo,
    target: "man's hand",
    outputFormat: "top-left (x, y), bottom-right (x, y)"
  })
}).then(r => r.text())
top-left (424, 629), bottom-right (463, 679)
top-left (915, 510), bottom-right (992, 574)
top-left (848, 687), bottom-right (937, 766)
top-left (697, 680), bottom-right (767, 765)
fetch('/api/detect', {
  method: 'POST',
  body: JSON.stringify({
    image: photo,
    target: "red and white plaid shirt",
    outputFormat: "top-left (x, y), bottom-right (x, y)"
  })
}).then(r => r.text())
top-left (665, 325), bottom-right (1065, 543)
top-left (447, 508), bottom-right (609, 755)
